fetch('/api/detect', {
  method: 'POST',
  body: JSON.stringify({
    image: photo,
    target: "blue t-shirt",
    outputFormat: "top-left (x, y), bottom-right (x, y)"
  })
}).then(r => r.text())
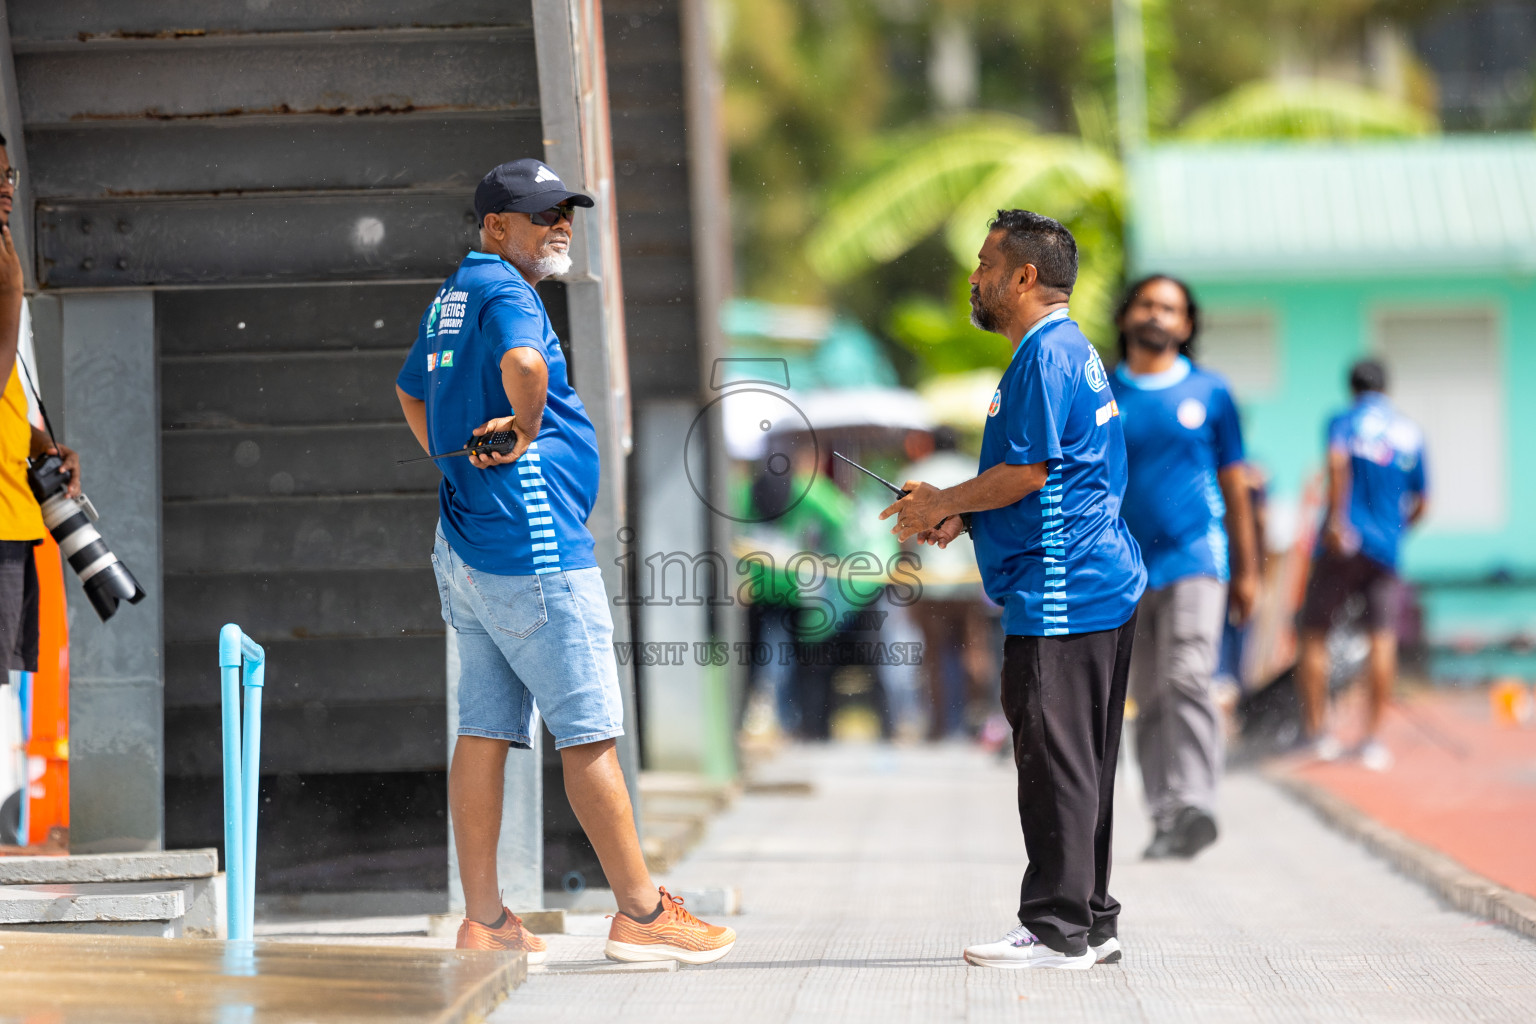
top-left (1325, 392), bottom-right (1427, 571)
top-left (396, 250), bottom-right (600, 576)
top-left (971, 310), bottom-right (1147, 637)
top-left (1110, 356), bottom-right (1245, 590)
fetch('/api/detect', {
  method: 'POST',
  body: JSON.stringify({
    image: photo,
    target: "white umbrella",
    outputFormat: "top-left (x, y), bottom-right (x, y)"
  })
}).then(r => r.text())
top-left (717, 386), bottom-right (931, 460)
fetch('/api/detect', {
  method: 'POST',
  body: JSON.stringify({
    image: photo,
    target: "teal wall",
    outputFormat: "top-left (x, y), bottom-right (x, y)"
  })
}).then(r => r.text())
top-left (1195, 274), bottom-right (1536, 583)
top-left (1194, 274), bottom-right (1536, 677)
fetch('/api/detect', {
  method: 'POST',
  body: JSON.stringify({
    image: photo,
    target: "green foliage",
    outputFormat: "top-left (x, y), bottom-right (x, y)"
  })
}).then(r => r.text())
top-left (806, 115), bottom-right (1123, 355)
top-left (887, 277), bottom-right (1008, 378)
top-left (716, 0), bottom-right (1452, 381)
top-left (716, 0), bottom-right (895, 304)
top-left (1180, 78), bottom-right (1438, 140)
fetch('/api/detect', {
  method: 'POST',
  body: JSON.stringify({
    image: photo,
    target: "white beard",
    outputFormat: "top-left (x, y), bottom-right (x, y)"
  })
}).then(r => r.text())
top-left (533, 250), bottom-right (573, 278)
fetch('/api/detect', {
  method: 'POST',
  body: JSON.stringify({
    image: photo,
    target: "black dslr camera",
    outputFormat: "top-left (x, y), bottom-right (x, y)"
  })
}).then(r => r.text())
top-left (27, 453), bottom-right (145, 621)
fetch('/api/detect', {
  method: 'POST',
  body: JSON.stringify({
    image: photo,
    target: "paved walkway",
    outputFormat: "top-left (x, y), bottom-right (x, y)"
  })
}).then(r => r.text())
top-left (493, 743), bottom-right (1536, 1023)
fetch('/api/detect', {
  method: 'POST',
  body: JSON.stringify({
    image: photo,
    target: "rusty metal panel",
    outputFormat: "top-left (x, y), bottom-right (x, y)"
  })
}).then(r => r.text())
top-left (37, 192), bottom-right (478, 286)
top-left (7, 1), bottom-right (531, 41)
top-left (15, 30), bottom-right (537, 124)
top-left (26, 114), bottom-right (541, 198)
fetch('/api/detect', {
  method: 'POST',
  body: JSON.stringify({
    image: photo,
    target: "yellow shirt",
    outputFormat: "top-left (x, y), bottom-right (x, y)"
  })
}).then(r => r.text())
top-left (0, 364), bottom-right (45, 541)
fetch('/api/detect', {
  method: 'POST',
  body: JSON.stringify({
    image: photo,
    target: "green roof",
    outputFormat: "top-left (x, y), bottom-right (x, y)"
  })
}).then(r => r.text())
top-left (1130, 139), bottom-right (1536, 280)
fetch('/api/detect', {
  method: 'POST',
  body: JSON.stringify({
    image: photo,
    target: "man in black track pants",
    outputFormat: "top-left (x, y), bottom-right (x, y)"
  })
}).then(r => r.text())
top-left (883, 210), bottom-right (1146, 970)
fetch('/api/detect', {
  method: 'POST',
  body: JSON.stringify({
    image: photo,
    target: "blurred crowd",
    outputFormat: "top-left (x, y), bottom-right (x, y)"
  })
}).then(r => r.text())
top-left (735, 277), bottom-right (1428, 787)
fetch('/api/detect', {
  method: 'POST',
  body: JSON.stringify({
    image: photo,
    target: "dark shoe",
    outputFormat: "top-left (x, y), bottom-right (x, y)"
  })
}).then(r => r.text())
top-left (1171, 806), bottom-right (1218, 859)
top-left (1142, 828), bottom-right (1180, 860)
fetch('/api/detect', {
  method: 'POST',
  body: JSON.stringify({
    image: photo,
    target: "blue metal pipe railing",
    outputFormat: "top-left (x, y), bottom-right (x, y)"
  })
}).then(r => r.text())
top-left (218, 623), bottom-right (265, 942)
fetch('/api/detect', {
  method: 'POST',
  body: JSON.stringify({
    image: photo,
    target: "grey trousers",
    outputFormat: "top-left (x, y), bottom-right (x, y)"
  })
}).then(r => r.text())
top-left (1129, 576), bottom-right (1227, 831)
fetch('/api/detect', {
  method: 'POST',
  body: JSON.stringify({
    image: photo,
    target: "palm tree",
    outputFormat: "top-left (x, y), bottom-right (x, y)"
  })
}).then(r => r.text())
top-left (807, 114), bottom-right (1123, 369)
top-left (1180, 78), bottom-right (1437, 141)
top-left (807, 79), bottom-right (1435, 376)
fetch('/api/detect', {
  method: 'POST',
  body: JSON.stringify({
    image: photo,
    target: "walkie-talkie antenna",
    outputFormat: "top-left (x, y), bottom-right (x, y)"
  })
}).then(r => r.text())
top-left (398, 430), bottom-right (520, 465)
top-left (397, 446), bottom-right (480, 465)
top-left (832, 451), bottom-right (908, 497)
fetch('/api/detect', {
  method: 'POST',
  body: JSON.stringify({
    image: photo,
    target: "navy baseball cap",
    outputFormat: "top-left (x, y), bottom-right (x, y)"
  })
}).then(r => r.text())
top-left (474, 158), bottom-right (594, 223)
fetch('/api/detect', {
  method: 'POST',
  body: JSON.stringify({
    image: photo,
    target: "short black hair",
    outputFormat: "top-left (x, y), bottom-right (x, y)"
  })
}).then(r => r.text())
top-left (989, 209), bottom-right (1077, 295)
top-left (0, 131), bottom-right (7, 148)
top-left (1115, 274), bottom-right (1200, 362)
top-left (1349, 358), bottom-right (1387, 395)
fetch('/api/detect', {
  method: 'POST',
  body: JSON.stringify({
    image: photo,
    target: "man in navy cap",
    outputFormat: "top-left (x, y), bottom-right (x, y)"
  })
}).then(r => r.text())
top-left (397, 159), bottom-right (736, 964)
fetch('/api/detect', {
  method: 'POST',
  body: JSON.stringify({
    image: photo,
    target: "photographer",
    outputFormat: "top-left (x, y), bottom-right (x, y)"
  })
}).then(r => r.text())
top-left (0, 135), bottom-right (80, 675)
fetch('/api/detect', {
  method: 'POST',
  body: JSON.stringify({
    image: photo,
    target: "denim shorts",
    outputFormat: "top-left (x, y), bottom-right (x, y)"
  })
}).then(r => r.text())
top-left (432, 528), bottom-right (624, 749)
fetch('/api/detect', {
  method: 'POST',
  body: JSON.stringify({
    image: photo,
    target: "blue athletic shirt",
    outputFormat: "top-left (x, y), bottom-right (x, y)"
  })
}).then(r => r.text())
top-left (396, 250), bottom-right (600, 576)
top-left (971, 309), bottom-right (1147, 637)
top-left (1109, 356), bottom-right (1244, 590)
top-left (1325, 391), bottom-right (1427, 571)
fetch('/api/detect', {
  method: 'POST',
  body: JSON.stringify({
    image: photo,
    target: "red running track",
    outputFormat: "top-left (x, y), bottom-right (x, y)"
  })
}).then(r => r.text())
top-left (1278, 686), bottom-right (1536, 899)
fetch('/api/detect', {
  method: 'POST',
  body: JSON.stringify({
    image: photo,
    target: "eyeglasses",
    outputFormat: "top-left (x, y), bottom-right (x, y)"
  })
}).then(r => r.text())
top-left (528, 202), bottom-right (577, 227)
top-left (0, 169), bottom-right (17, 189)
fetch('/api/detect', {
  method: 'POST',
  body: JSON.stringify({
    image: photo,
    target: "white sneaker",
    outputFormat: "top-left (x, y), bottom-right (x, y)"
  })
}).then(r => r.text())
top-left (963, 926), bottom-right (1095, 970)
top-left (1091, 936), bottom-right (1122, 964)
top-left (1358, 740), bottom-right (1393, 772)
top-left (1312, 734), bottom-right (1344, 762)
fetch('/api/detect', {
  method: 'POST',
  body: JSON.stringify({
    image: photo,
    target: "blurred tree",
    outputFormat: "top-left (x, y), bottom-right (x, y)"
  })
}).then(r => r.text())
top-left (1180, 78), bottom-right (1439, 138)
top-left (715, 0), bottom-right (1456, 375)
top-left (717, 0), bottom-right (895, 303)
top-left (805, 114), bottom-right (1122, 369)
top-left (804, 80), bottom-right (1432, 376)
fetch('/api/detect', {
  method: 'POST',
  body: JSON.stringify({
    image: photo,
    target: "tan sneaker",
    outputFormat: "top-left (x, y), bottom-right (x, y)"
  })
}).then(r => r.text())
top-left (455, 907), bottom-right (548, 964)
top-left (605, 888), bottom-right (736, 965)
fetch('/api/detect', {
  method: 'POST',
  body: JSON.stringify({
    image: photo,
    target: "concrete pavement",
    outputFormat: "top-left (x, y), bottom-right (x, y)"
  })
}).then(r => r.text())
top-left (492, 742), bottom-right (1536, 1023)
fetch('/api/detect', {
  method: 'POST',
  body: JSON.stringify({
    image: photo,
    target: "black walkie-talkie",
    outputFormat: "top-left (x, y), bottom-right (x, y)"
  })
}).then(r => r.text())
top-left (398, 431), bottom-right (520, 465)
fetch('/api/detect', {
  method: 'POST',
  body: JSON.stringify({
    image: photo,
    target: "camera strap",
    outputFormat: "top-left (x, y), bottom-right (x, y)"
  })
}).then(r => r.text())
top-left (15, 354), bottom-right (59, 448)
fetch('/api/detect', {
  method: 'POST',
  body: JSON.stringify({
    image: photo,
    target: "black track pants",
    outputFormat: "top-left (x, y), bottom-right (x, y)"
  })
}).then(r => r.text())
top-left (1000, 612), bottom-right (1137, 956)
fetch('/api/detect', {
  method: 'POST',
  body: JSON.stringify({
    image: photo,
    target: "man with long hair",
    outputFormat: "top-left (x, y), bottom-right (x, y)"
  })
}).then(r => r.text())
top-left (1109, 276), bottom-right (1259, 859)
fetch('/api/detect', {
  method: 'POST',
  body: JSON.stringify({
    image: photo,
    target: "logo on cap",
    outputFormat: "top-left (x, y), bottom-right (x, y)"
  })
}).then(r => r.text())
top-left (534, 165), bottom-right (561, 184)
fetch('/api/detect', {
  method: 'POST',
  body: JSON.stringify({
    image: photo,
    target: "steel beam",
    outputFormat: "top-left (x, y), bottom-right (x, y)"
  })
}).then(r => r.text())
top-left (7, 1), bottom-right (532, 42)
top-left (533, 0), bottom-right (640, 809)
top-left (61, 292), bottom-right (163, 853)
top-left (14, 30), bottom-right (537, 125)
top-left (26, 114), bottom-right (541, 199)
top-left (37, 193), bottom-right (478, 287)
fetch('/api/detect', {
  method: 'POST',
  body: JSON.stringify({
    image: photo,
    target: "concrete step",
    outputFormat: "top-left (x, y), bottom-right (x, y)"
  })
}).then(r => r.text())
top-left (0, 848), bottom-right (217, 885)
top-left (0, 881), bottom-right (187, 937)
top-left (636, 771), bottom-right (739, 874)
top-left (0, 849), bottom-right (222, 937)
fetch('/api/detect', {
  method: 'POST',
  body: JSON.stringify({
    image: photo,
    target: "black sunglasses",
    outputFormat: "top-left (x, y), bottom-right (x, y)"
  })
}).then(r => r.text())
top-left (528, 202), bottom-right (578, 227)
